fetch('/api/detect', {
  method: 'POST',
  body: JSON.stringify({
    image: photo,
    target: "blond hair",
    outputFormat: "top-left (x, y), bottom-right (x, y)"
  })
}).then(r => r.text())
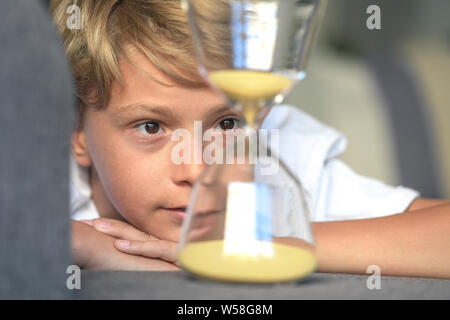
top-left (51, 0), bottom-right (209, 121)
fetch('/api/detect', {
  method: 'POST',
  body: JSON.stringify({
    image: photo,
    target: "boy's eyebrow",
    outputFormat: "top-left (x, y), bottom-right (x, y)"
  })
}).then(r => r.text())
top-left (114, 103), bottom-right (178, 119)
top-left (114, 103), bottom-right (237, 120)
top-left (204, 104), bottom-right (238, 119)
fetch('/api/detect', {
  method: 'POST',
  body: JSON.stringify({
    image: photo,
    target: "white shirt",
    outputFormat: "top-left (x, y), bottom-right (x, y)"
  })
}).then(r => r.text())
top-left (71, 104), bottom-right (419, 222)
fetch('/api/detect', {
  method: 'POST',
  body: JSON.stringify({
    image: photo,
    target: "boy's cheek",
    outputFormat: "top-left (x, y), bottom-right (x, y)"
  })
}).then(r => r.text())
top-left (85, 129), bottom-right (179, 238)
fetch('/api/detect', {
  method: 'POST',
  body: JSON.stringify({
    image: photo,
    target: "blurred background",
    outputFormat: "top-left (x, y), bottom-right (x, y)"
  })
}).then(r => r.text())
top-left (285, 0), bottom-right (450, 199)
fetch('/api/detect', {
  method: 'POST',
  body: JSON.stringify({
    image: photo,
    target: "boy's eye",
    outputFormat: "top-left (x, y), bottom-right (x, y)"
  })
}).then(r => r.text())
top-left (136, 121), bottom-right (163, 135)
top-left (217, 118), bottom-right (238, 131)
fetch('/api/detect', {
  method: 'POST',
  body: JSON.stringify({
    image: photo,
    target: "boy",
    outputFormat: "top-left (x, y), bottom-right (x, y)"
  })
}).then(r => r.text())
top-left (51, 0), bottom-right (450, 277)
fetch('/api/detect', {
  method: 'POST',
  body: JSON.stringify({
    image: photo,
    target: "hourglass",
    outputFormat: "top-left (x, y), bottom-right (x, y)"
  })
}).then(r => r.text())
top-left (177, 0), bottom-right (327, 283)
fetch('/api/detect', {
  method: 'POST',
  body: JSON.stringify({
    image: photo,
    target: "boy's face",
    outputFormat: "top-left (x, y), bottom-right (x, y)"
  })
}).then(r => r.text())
top-left (73, 47), bottom-right (240, 242)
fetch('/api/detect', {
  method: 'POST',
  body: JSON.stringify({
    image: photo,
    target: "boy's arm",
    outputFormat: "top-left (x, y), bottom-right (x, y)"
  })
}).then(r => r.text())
top-left (405, 197), bottom-right (449, 212)
top-left (313, 200), bottom-right (450, 279)
top-left (78, 199), bottom-right (450, 278)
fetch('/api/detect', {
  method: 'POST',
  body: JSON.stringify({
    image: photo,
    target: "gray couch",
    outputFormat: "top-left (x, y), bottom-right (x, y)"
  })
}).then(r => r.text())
top-left (0, 0), bottom-right (74, 299)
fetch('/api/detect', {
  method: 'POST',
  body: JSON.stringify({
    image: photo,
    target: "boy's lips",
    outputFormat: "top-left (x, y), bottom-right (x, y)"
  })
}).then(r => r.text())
top-left (162, 207), bottom-right (187, 221)
top-left (162, 207), bottom-right (225, 223)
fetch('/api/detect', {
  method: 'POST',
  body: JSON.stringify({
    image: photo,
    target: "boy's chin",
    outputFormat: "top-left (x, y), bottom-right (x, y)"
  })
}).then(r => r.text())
top-left (159, 230), bottom-right (182, 243)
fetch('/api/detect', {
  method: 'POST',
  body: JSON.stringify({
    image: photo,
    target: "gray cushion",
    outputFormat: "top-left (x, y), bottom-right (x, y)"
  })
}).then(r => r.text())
top-left (0, 0), bottom-right (74, 299)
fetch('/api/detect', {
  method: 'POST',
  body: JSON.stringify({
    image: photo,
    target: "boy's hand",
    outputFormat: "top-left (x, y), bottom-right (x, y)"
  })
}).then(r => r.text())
top-left (72, 220), bottom-right (179, 271)
top-left (83, 218), bottom-right (178, 265)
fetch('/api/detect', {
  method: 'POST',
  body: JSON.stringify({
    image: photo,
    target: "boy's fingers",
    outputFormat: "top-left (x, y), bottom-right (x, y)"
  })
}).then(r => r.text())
top-left (92, 218), bottom-right (158, 241)
top-left (115, 239), bottom-right (178, 263)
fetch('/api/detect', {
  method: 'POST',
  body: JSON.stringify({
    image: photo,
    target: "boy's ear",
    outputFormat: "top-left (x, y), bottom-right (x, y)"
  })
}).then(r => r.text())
top-left (71, 130), bottom-right (92, 167)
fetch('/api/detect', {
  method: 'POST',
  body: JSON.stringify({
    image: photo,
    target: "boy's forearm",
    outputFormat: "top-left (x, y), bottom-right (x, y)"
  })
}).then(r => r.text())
top-left (313, 202), bottom-right (450, 279)
top-left (405, 198), bottom-right (450, 212)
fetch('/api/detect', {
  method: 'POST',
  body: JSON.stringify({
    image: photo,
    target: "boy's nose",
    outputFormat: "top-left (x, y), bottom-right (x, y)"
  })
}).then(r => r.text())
top-left (169, 127), bottom-right (209, 186)
top-left (170, 161), bottom-right (206, 186)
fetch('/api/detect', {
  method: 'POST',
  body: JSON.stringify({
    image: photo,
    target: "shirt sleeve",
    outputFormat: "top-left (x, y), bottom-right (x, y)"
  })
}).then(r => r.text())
top-left (313, 158), bottom-right (420, 222)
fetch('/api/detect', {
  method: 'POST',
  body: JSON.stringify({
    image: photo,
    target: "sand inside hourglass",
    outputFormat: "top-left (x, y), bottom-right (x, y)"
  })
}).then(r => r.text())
top-left (178, 240), bottom-right (316, 283)
top-left (209, 70), bottom-right (292, 127)
top-left (178, 70), bottom-right (316, 283)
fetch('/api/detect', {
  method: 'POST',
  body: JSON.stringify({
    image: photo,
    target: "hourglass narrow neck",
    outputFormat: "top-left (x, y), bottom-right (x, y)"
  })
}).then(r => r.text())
top-left (236, 98), bottom-right (273, 131)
